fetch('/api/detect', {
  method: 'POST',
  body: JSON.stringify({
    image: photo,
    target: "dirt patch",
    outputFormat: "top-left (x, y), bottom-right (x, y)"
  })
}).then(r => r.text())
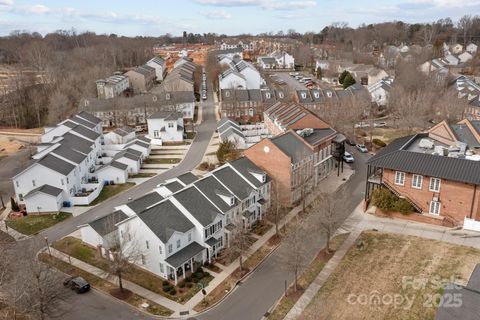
top-left (109, 288), bottom-right (134, 300)
top-left (301, 231), bottom-right (480, 320)
top-left (0, 137), bottom-right (27, 155)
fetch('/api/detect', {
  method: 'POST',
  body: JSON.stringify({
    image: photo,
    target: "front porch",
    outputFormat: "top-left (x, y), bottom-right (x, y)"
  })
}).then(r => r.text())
top-left (165, 242), bottom-right (206, 285)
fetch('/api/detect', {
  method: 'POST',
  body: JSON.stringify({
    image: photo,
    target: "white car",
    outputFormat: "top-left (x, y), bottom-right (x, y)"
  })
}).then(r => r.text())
top-left (356, 144), bottom-right (368, 153)
top-left (343, 151), bottom-right (354, 163)
top-left (354, 122), bottom-right (370, 129)
top-left (374, 122), bottom-right (387, 128)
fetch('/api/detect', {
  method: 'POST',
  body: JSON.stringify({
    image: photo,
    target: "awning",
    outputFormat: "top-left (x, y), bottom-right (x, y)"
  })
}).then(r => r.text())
top-left (243, 209), bottom-right (255, 219)
top-left (205, 237), bottom-right (221, 247)
top-left (165, 242), bottom-right (205, 269)
top-left (225, 223), bottom-right (236, 232)
top-left (257, 198), bottom-right (267, 205)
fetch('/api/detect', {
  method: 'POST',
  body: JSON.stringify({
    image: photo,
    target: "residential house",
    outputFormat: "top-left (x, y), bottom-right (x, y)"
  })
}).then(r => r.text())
top-left (103, 126), bottom-right (136, 145)
top-left (147, 111), bottom-right (184, 143)
top-left (79, 158), bottom-right (271, 284)
top-left (163, 62), bottom-right (195, 92)
top-left (458, 51), bottom-right (474, 64)
top-left (367, 76), bottom-right (394, 106)
top-left (219, 40), bottom-right (253, 51)
top-left (112, 149), bottom-right (142, 174)
top-left (125, 65), bottom-right (156, 93)
top-left (257, 57), bottom-right (277, 69)
top-left (96, 72), bottom-right (130, 100)
top-left (245, 127), bottom-right (338, 205)
top-left (365, 119), bottom-right (480, 228)
top-left (219, 89), bottom-right (263, 121)
top-left (454, 76), bottom-right (480, 120)
top-left (466, 43), bottom-right (478, 55)
top-left (294, 84), bottom-right (369, 112)
top-left (146, 56), bottom-right (167, 81)
top-left (219, 69), bottom-right (247, 90)
top-left (270, 51), bottom-right (295, 69)
top-left (217, 118), bottom-right (271, 150)
top-left (230, 60), bottom-right (262, 89)
top-left (96, 161), bottom-right (129, 184)
top-left (216, 47), bottom-right (244, 60)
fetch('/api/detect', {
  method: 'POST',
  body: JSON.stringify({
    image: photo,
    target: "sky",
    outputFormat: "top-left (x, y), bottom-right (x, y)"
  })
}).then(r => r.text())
top-left (0, 0), bottom-right (479, 37)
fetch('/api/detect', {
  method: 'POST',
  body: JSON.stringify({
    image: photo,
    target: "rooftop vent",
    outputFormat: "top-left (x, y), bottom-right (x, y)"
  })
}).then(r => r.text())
top-left (419, 139), bottom-right (434, 149)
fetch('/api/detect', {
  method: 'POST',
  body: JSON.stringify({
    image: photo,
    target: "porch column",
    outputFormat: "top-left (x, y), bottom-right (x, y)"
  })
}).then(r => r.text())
top-left (208, 248), bottom-right (212, 263)
top-left (191, 257), bottom-right (194, 271)
top-left (315, 166), bottom-right (319, 186)
top-left (182, 264), bottom-right (186, 280)
top-left (174, 268), bottom-right (178, 285)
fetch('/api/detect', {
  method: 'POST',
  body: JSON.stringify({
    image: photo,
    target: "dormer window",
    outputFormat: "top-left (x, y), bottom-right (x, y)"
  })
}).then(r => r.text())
top-left (230, 197), bottom-right (235, 206)
top-left (152, 95), bottom-right (157, 102)
top-left (301, 92), bottom-right (307, 99)
top-left (314, 92), bottom-right (319, 98)
top-left (262, 173), bottom-right (266, 182)
top-left (266, 92), bottom-right (271, 99)
top-left (225, 91), bottom-right (231, 97)
top-left (326, 91), bottom-right (332, 98)
top-left (279, 92), bottom-right (284, 98)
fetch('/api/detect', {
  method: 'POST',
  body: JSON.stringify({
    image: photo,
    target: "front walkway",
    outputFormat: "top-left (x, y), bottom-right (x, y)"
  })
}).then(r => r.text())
top-left (283, 203), bottom-right (480, 319)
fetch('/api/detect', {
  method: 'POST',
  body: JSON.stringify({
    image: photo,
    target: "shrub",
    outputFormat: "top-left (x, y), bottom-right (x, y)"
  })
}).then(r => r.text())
top-left (162, 280), bottom-right (169, 286)
top-left (169, 288), bottom-right (177, 295)
top-left (162, 284), bottom-right (173, 292)
top-left (179, 282), bottom-right (186, 288)
top-left (198, 162), bottom-right (209, 171)
top-left (394, 198), bottom-right (415, 214)
top-left (193, 277), bottom-right (200, 283)
top-left (187, 283), bottom-right (193, 288)
top-left (371, 189), bottom-right (397, 211)
top-left (196, 267), bottom-right (204, 274)
top-left (373, 138), bottom-right (386, 148)
top-left (185, 276), bottom-right (192, 283)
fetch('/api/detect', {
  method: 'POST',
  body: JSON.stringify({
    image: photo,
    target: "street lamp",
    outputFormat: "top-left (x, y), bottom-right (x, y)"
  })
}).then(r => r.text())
top-left (44, 236), bottom-right (52, 258)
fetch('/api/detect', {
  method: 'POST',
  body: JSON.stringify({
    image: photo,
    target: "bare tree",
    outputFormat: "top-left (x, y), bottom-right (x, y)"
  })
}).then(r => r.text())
top-left (228, 228), bottom-right (251, 272)
top-left (279, 217), bottom-right (309, 292)
top-left (312, 191), bottom-right (345, 254)
top-left (267, 181), bottom-right (283, 236)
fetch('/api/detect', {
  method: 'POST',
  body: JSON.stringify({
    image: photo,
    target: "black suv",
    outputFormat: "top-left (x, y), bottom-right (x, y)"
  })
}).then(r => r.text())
top-left (63, 276), bottom-right (90, 294)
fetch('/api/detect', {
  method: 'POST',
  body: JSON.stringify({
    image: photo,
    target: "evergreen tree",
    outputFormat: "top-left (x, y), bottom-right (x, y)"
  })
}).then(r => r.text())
top-left (342, 73), bottom-right (356, 89)
top-left (338, 70), bottom-right (349, 84)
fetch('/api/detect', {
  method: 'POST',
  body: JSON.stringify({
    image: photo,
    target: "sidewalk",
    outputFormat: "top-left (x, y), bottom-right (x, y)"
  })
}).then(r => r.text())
top-left (49, 247), bottom-right (183, 312)
top-left (282, 202), bottom-right (480, 319)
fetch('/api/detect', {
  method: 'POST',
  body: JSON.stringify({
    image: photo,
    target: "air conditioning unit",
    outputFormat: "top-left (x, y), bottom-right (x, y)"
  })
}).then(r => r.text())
top-left (433, 196), bottom-right (439, 202)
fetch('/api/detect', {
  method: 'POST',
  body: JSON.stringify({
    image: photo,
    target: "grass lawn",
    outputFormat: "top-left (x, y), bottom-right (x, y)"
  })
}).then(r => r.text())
top-left (143, 158), bottom-right (181, 164)
top-left (89, 183), bottom-right (135, 206)
top-left (129, 172), bottom-right (156, 178)
top-left (301, 231), bottom-right (480, 320)
top-left (53, 237), bottom-right (212, 304)
top-left (251, 220), bottom-right (273, 236)
top-left (38, 253), bottom-right (173, 316)
top-left (372, 128), bottom-right (419, 145)
top-left (6, 212), bottom-right (72, 235)
top-left (267, 233), bottom-right (350, 320)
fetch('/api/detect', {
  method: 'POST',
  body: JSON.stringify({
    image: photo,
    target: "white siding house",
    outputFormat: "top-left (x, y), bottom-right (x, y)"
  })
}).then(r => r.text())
top-left (219, 69), bottom-right (247, 90)
top-left (147, 111), bottom-right (184, 143)
top-left (146, 56), bottom-right (167, 81)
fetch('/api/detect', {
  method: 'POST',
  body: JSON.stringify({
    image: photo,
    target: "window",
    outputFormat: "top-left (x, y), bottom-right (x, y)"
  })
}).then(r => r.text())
top-left (153, 130), bottom-right (160, 138)
top-left (15, 181), bottom-right (19, 188)
top-left (145, 240), bottom-right (149, 249)
top-left (176, 239), bottom-right (181, 248)
top-left (32, 179), bottom-right (36, 187)
top-left (66, 177), bottom-right (69, 184)
top-left (159, 245), bottom-right (162, 254)
top-left (429, 178), bottom-right (441, 192)
top-left (395, 171), bottom-right (405, 186)
top-left (411, 175), bottom-right (423, 189)
top-left (141, 255), bottom-right (146, 265)
top-left (168, 122), bottom-right (174, 128)
top-left (168, 244), bottom-right (173, 253)
top-left (429, 201), bottom-right (441, 215)
top-left (159, 263), bottom-right (164, 273)
top-left (61, 179), bottom-right (64, 186)
top-left (188, 233), bottom-right (192, 242)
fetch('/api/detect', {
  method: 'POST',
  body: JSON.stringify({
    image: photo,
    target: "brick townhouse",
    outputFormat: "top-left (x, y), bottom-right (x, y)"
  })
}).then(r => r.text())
top-left (365, 120), bottom-right (480, 227)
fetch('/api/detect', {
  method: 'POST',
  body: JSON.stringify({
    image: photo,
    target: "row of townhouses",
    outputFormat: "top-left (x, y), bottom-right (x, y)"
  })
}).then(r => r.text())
top-left (294, 83), bottom-right (369, 111)
top-left (218, 54), bottom-right (263, 90)
top-left (257, 50), bottom-right (295, 69)
top-left (365, 119), bottom-right (480, 230)
top-left (12, 112), bottom-right (151, 213)
top-left (79, 157), bottom-right (271, 284)
top-left (218, 40), bottom-right (254, 51)
top-left (96, 56), bottom-right (167, 99)
top-left (163, 57), bottom-right (197, 92)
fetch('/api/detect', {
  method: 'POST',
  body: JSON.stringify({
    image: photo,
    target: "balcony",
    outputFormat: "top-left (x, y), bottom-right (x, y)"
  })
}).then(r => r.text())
top-left (71, 182), bottom-right (104, 205)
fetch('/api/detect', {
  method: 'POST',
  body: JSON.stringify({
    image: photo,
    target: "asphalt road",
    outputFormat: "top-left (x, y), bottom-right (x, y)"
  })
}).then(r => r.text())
top-left (39, 90), bottom-right (217, 243)
top-left (196, 146), bottom-right (370, 320)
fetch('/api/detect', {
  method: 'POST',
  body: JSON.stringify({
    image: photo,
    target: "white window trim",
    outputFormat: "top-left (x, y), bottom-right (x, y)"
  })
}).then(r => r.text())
top-left (411, 174), bottom-right (423, 189)
top-left (429, 201), bottom-right (441, 215)
top-left (395, 171), bottom-right (405, 186)
top-left (429, 178), bottom-right (441, 192)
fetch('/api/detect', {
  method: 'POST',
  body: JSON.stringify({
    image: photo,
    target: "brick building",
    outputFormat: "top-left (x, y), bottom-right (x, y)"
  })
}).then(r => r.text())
top-left (366, 120), bottom-right (480, 228)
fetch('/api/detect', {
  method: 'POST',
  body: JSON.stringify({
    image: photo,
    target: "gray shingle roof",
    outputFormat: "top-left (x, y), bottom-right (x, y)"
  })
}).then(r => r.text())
top-left (148, 111), bottom-right (181, 120)
top-left (89, 210), bottom-right (128, 237)
top-left (70, 115), bottom-right (97, 129)
top-left (165, 241), bottom-right (205, 268)
top-left (38, 154), bottom-right (75, 176)
top-left (368, 134), bottom-right (480, 185)
top-left (109, 161), bottom-right (128, 171)
top-left (127, 192), bottom-right (164, 214)
top-left (194, 176), bottom-right (236, 213)
top-left (60, 132), bottom-right (93, 154)
top-left (51, 145), bottom-right (86, 164)
top-left (77, 111), bottom-right (102, 125)
top-left (229, 157), bottom-right (267, 188)
top-left (24, 184), bottom-right (63, 198)
top-left (176, 172), bottom-right (198, 185)
top-left (164, 181), bottom-right (183, 193)
top-left (173, 186), bottom-right (221, 227)
top-left (271, 132), bottom-right (313, 163)
top-left (302, 128), bottom-right (337, 146)
top-left (212, 166), bottom-right (254, 200)
top-left (71, 125), bottom-right (100, 141)
top-left (137, 199), bottom-right (194, 243)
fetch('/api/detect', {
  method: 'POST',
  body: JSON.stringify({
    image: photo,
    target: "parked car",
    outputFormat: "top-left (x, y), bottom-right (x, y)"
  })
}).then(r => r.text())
top-left (374, 122), bottom-right (387, 128)
top-left (289, 72), bottom-right (299, 76)
top-left (354, 122), bottom-right (370, 128)
top-left (63, 276), bottom-right (90, 294)
top-left (356, 144), bottom-right (368, 153)
top-left (202, 92), bottom-right (207, 100)
top-left (343, 151), bottom-right (355, 163)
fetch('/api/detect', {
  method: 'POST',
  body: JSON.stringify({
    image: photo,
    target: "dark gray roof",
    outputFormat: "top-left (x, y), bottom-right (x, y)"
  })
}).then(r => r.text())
top-left (260, 57), bottom-right (277, 64)
top-left (137, 199), bottom-right (194, 243)
top-left (51, 145), bottom-right (86, 164)
top-left (71, 125), bottom-right (100, 141)
top-left (38, 154), bottom-right (75, 176)
top-left (113, 150), bottom-right (140, 161)
top-left (61, 120), bottom-right (77, 128)
top-left (89, 210), bottom-right (128, 237)
top-left (126, 148), bottom-right (143, 158)
top-left (302, 128), bottom-right (337, 146)
top-left (435, 264), bottom-right (480, 320)
top-left (60, 132), bottom-right (93, 154)
top-left (148, 111), bottom-right (182, 120)
top-left (205, 237), bottom-right (222, 247)
top-left (213, 166), bottom-right (254, 200)
top-left (173, 186), bottom-right (221, 226)
top-left (135, 141), bottom-right (150, 148)
top-left (77, 111), bottom-right (102, 125)
top-left (164, 181), bottom-right (183, 193)
top-left (165, 241), bottom-right (205, 268)
top-left (177, 172), bottom-right (198, 185)
top-left (217, 47), bottom-right (243, 55)
top-left (194, 176), bottom-right (236, 212)
top-left (113, 126), bottom-right (135, 137)
top-left (127, 192), bottom-right (164, 214)
top-left (24, 184), bottom-right (63, 198)
top-left (70, 115), bottom-right (97, 129)
top-left (271, 132), bottom-right (313, 163)
top-left (450, 124), bottom-right (480, 148)
top-left (368, 134), bottom-right (480, 185)
top-left (109, 161), bottom-right (128, 171)
top-left (229, 157), bottom-right (267, 188)
top-left (137, 135), bottom-right (151, 143)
